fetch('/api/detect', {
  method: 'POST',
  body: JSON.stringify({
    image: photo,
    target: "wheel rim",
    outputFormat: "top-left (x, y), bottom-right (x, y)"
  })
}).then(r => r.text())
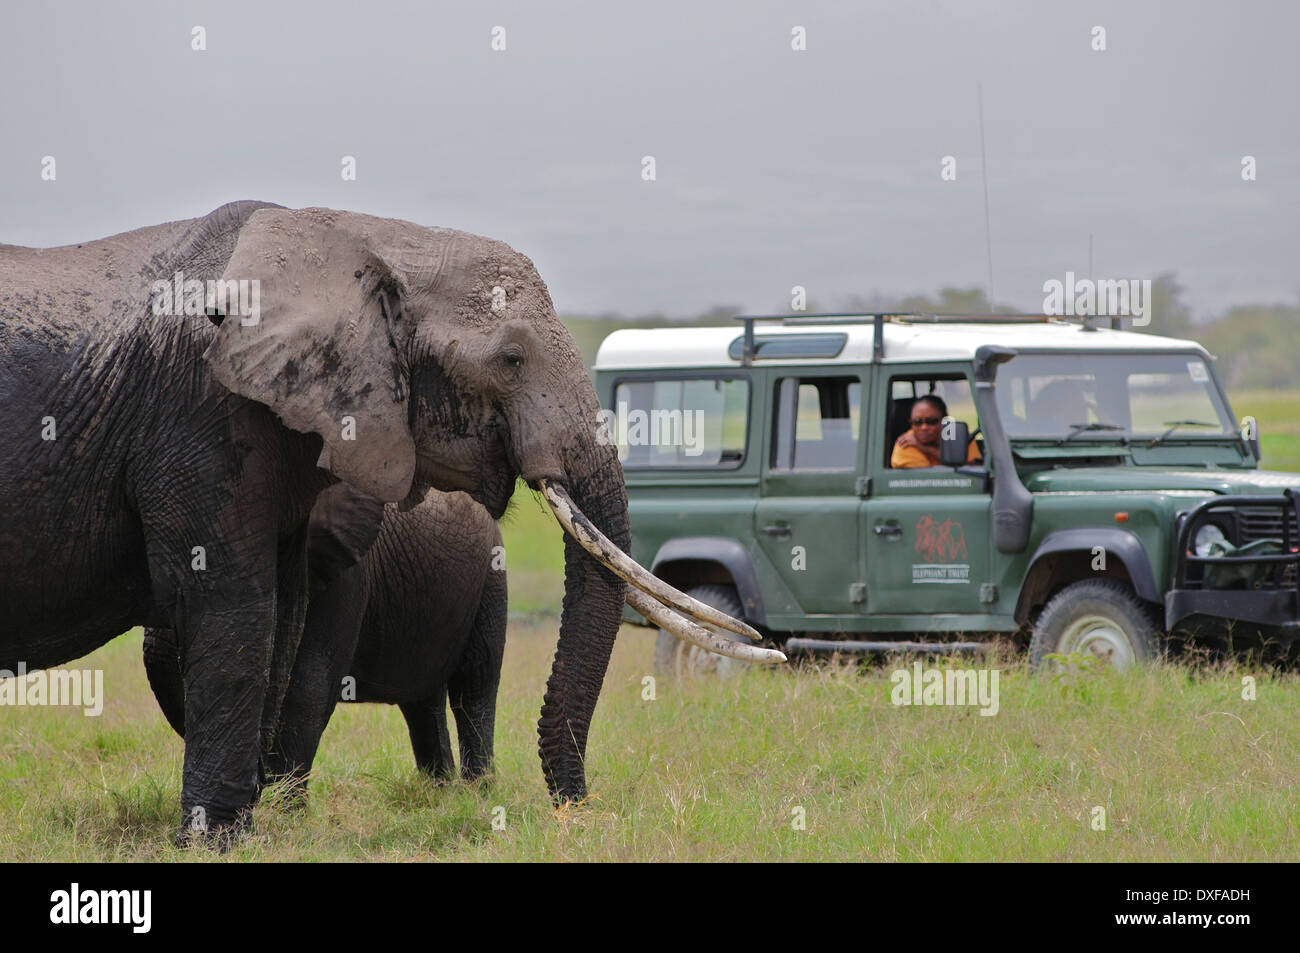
top-left (1057, 613), bottom-right (1137, 669)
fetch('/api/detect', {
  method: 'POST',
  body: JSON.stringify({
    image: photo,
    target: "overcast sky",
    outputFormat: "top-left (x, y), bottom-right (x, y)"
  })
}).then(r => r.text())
top-left (1, 0), bottom-right (1296, 318)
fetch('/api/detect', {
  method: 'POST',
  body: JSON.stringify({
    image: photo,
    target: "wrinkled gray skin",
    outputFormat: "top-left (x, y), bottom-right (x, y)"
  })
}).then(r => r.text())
top-left (143, 486), bottom-right (507, 784)
top-left (0, 202), bottom-right (629, 843)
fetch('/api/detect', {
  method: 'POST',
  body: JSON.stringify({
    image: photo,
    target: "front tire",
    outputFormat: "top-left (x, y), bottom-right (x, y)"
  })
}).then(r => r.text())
top-left (653, 584), bottom-right (750, 679)
top-left (1029, 579), bottom-right (1163, 671)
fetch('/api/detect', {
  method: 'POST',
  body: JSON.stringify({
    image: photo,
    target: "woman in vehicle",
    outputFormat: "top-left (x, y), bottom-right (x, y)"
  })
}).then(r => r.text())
top-left (890, 394), bottom-right (981, 468)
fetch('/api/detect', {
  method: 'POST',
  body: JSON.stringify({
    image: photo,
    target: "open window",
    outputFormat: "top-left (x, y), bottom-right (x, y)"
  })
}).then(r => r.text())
top-left (885, 375), bottom-right (982, 468)
top-left (771, 376), bottom-right (861, 470)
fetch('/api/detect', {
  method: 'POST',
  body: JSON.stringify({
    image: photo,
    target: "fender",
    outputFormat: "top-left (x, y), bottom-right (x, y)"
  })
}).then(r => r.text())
top-left (1024, 528), bottom-right (1160, 603)
top-left (650, 537), bottom-right (768, 627)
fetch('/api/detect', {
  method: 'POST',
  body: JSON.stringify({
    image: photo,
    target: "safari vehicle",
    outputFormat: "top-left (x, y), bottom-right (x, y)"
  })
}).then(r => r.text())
top-left (594, 313), bottom-right (1300, 675)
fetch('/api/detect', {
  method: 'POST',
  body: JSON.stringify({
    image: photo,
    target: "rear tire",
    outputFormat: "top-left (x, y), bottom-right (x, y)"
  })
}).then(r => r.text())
top-left (1029, 579), bottom-right (1162, 671)
top-left (653, 584), bottom-right (749, 679)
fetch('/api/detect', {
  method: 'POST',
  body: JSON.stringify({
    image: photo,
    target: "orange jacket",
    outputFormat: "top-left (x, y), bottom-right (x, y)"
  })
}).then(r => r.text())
top-left (890, 430), bottom-right (982, 468)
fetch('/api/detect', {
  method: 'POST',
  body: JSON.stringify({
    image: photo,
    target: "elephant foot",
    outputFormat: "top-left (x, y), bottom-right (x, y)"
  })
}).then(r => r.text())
top-left (459, 761), bottom-right (494, 784)
top-left (174, 808), bottom-right (254, 852)
top-left (416, 763), bottom-right (456, 785)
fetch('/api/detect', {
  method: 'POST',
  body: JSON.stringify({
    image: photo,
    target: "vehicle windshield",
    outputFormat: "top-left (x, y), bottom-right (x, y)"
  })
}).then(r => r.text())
top-left (995, 353), bottom-right (1234, 439)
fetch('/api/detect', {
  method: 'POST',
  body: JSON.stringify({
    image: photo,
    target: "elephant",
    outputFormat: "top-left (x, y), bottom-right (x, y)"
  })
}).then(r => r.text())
top-left (0, 201), bottom-right (762, 843)
top-left (143, 485), bottom-right (507, 786)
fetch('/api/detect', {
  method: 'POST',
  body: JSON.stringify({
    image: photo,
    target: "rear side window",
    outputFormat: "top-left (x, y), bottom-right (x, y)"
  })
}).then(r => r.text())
top-left (612, 377), bottom-right (749, 468)
top-left (771, 376), bottom-right (861, 470)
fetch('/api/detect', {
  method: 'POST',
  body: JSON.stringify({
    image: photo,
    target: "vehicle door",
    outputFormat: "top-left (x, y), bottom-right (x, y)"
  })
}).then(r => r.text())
top-left (755, 370), bottom-right (865, 615)
top-left (862, 369), bottom-right (993, 616)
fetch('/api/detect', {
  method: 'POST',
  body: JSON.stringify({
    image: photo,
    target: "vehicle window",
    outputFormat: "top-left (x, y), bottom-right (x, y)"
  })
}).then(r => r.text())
top-left (885, 376), bottom-right (980, 468)
top-left (936, 379), bottom-right (977, 423)
top-left (1127, 366), bottom-right (1225, 433)
top-left (772, 377), bottom-right (860, 470)
top-left (1024, 374), bottom-right (1100, 432)
top-left (996, 354), bottom-right (1233, 437)
top-left (612, 377), bottom-right (749, 468)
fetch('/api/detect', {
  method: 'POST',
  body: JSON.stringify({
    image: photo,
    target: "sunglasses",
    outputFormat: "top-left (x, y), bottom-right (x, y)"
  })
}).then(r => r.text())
top-left (911, 416), bottom-right (942, 426)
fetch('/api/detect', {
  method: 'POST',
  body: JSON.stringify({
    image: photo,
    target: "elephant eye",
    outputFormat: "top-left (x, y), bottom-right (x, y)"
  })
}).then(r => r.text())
top-left (502, 350), bottom-right (524, 370)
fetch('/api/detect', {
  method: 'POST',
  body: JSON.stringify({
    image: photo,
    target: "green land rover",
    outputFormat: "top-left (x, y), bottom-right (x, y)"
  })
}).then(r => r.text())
top-left (594, 313), bottom-right (1300, 675)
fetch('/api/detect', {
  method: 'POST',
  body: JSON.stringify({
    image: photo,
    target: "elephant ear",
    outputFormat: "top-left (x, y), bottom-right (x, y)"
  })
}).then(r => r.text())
top-left (205, 208), bottom-right (417, 502)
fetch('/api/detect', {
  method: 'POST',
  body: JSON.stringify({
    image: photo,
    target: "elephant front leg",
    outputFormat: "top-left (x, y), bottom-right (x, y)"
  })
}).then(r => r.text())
top-left (259, 523), bottom-right (311, 781)
top-left (174, 590), bottom-right (277, 847)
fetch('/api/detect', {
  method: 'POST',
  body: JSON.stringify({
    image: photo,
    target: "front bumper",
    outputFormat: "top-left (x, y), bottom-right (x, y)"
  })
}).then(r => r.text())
top-left (1166, 492), bottom-right (1300, 631)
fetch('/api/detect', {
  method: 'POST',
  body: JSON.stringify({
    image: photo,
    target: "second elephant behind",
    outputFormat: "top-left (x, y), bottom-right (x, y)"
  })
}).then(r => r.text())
top-left (145, 485), bottom-right (506, 785)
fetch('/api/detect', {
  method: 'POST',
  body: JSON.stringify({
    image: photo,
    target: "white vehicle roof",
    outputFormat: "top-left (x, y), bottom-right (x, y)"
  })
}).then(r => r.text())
top-left (593, 319), bottom-right (1211, 370)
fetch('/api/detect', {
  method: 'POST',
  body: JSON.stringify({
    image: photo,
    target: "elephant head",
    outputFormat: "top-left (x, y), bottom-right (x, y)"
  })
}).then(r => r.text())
top-left (206, 207), bottom-right (774, 802)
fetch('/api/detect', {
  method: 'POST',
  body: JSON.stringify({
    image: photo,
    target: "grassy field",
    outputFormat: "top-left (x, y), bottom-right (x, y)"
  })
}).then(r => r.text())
top-left (2, 628), bottom-right (1296, 861)
top-left (2, 392), bottom-right (1299, 861)
top-left (497, 484), bottom-right (565, 613)
top-left (1228, 390), bottom-right (1300, 472)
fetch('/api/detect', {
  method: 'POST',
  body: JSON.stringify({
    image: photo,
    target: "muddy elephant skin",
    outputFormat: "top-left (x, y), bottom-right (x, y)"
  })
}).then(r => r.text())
top-left (145, 487), bottom-right (507, 786)
top-left (0, 201), bottom-right (634, 841)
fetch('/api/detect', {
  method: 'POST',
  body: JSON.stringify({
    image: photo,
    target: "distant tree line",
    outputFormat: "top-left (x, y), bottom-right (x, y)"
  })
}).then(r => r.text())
top-left (563, 275), bottom-right (1299, 390)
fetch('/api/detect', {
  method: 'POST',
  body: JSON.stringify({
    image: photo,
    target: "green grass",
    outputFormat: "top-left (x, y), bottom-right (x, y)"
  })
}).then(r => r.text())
top-left (1228, 390), bottom-right (1300, 472)
top-left (498, 481), bottom-right (564, 612)
top-left (2, 627), bottom-right (1296, 860)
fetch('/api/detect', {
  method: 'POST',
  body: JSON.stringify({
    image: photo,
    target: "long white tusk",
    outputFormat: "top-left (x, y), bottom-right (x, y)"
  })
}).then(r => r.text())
top-left (540, 478), bottom-right (762, 642)
top-left (626, 588), bottom-right (787, 665)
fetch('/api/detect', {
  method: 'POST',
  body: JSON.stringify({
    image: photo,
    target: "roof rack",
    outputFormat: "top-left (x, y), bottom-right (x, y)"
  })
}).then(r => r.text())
top-left (731, 311), bottom-right (1076, 365)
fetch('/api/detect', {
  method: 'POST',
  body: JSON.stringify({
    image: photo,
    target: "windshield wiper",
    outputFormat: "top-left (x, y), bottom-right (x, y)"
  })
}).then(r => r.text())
top-left (1056, 422), bottom-right (1126, 446)
top-left (1146, 420), bottom-right (1218, 447)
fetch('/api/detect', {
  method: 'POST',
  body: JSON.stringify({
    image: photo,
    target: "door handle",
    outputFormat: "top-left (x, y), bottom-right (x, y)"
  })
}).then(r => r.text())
top-left (873, 524), bottom-right (902, 538)
top-left (762, 524), bottom-right (792, 537)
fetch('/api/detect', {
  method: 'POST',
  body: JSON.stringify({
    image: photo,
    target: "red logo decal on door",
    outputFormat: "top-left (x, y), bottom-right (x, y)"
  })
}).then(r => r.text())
top-left (915, 515), bottom-right (967, 562)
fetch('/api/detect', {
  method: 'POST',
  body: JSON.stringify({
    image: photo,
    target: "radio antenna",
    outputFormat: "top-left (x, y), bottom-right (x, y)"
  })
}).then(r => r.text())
top-left (978, 83), bottom-right (995, 307)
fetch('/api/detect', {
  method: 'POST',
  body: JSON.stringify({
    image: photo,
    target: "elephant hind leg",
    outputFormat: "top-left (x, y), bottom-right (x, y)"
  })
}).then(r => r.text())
top-left (400, 690), bottom-right (456, 781)
top-left (143, 627), bottom-right (186, 737)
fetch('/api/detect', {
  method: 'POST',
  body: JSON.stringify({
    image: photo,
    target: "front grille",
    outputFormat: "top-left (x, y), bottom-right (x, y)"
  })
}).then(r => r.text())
top-left (1237, 506), bottom-right (1300, 546)
top-left (1177, 497), bottom-right (1300, 595)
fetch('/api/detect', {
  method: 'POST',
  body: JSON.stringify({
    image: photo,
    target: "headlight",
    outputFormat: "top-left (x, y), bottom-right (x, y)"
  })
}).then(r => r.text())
top-left (1194, 522), bottom-right (1227, 557)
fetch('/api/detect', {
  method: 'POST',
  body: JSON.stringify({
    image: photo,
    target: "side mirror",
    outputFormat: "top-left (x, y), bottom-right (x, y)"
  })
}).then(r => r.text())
top-left (1241, 416), bottom-right (1261, 462)
top-left (940, 418), bottom-right (970, 467)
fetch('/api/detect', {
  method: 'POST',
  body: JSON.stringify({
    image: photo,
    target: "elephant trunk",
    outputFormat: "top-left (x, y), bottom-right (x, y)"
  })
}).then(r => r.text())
top-left (533, 422), bottom-right (786, 801)
top-left (537, 445), bottom-right (630, 802)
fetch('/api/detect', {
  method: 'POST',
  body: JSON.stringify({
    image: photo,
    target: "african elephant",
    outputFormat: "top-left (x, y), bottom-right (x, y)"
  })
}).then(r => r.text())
top-left (144, 485), bottom-right (506, 785)
top-left (0, 201), bottom-right (761, 843)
